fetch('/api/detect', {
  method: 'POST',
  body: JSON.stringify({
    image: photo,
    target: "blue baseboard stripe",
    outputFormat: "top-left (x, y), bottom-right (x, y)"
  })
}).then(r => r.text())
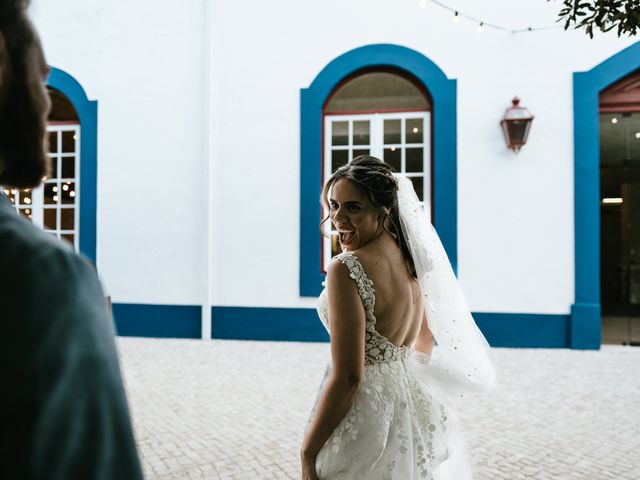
top-left (473, 312), bottom-right (570, 348)
top-left (112, 304), bottom-right (580, 348)
top-left (112, 303), bottom-right (201, 339)
top-left (212, 306), bottom-right (329, 342)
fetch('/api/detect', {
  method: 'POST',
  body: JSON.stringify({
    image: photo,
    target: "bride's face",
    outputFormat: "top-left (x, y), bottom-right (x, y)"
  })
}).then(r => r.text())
top-left (328, 178), bottom-right (381, 252)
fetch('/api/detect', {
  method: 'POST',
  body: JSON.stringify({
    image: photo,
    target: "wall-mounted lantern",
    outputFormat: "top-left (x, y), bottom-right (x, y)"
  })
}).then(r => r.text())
top-left (501, 97), bottom-right (534, 153)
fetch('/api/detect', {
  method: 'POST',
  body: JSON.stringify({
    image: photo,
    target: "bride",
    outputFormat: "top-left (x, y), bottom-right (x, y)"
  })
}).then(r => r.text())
top-left (301, 156), bottom-right (496, 480)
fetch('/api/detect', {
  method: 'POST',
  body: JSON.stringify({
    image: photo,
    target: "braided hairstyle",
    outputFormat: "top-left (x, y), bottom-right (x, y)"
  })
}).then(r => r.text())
top-left (320, 155), bottom-right (415, 276)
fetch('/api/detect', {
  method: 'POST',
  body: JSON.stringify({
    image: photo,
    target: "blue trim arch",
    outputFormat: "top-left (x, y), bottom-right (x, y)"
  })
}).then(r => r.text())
top-left (47, 68), bottom-right (98, 263)
top-left (300, 44), bottom-right (457, 296)
top-left (572, 41), bottom-right (640, 349)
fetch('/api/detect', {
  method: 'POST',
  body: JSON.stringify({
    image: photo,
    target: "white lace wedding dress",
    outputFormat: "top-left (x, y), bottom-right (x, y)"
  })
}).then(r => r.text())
top-left (306, 252), bottom-right (473, 480)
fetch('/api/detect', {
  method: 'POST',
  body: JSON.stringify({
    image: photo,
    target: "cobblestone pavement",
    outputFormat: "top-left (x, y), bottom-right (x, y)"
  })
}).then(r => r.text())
top-left (118, 339), bottom-right (640, 480)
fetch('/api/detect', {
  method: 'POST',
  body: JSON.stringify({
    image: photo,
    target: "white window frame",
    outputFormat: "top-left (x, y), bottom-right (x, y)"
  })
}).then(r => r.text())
top-left (4, 124), bottom-right (81, 251)
top-left (323, 112), bottom-right (431, 270)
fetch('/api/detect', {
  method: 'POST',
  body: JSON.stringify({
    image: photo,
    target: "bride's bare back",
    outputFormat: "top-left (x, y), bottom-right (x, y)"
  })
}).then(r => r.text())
top-left (352, 231), bottom-right (425, 348)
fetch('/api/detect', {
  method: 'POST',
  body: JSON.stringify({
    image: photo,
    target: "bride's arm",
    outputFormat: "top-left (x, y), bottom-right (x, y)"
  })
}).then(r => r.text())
top-left (414, 312), bottom-right (434, 356)
top-left (301, 259), bottom-right (365, 464)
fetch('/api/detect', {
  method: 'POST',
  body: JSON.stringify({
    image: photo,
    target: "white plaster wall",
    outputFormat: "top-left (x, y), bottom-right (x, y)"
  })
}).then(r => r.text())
top-left (211, 0), bottom-right (637, 312)
top-left (29, 0), bottom-right (638, 314)
top-left (31, 0), bottom-right (208, 305)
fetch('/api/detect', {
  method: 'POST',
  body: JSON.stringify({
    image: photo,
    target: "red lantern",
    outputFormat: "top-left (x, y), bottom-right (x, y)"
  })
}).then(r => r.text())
top-left (500, 97), bottom-right (533, 153)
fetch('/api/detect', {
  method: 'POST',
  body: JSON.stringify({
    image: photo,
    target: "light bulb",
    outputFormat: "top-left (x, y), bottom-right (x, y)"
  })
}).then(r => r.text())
top-left (419, 0), bottom-right (427, 8)
top-left (412, 127), bottom-right (419, 133)
top-left (611, 117), bottom-right (618, 124)
top-left (53, 186), bottom-right (58, 193)
top-left (24, 198), bottom-right (31, 204)
top-left (476, 22), bottom-right (484, 33)
top-left (390, 146), bottom-right (396, 152)
top-left (453, 12), bottom-right (460, 24)
top-left (25, 209), bottom-right (30, 214)
top-left (635, 132), bottom-right (640, 139)
top-left (53, 195), bottom-right (58, 202)
top-left (63, 184), bottom-right (69, 191)
top-left (70, 191), bottom-right (76, 198)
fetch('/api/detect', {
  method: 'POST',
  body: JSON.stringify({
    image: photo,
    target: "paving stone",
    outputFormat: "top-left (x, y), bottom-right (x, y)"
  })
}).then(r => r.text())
top-left (117, 339), bottom-right (640, 479)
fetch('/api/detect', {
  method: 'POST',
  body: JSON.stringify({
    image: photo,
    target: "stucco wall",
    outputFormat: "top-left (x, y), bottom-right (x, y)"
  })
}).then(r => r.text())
top-left (32, 0), bottom-right (208, 305)
top-left (31, 0), bottom-right (638, 316)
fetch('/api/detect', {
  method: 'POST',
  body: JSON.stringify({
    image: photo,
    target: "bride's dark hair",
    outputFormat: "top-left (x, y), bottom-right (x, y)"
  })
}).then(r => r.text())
top-left (320, 155), bottom-right (415, 274)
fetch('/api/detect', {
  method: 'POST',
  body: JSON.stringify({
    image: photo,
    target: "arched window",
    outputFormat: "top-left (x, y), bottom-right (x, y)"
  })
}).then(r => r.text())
top-left (323, 70), bottom-right (432, 266)
top-left (4, 87), bottom-right (81, 249)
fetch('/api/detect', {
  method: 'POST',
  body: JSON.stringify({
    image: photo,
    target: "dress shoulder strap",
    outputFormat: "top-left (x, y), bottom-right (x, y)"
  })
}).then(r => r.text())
top-left (334, 252), bottom-right (376, 326)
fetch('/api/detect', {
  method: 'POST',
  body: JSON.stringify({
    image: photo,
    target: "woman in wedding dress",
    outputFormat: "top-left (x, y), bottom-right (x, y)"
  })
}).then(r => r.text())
top-left (301, 156), bottom-right (495, 480)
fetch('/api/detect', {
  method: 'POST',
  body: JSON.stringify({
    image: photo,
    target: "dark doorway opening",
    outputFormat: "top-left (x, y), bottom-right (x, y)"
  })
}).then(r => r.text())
top-left (599, 69), bottom-right (640, 345)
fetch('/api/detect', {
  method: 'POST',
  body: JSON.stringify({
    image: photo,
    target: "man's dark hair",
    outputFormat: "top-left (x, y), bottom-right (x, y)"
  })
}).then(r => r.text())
top-left (0, 0), bottom-right (51, 188)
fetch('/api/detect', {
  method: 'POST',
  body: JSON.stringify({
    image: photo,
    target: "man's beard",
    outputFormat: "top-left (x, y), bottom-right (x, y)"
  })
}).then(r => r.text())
top-left (0, 89), bottom-right (50, 189)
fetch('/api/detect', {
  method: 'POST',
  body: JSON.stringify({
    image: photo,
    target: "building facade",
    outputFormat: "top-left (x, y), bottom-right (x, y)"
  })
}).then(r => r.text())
top-left (22, 0), bottom-right (640, 348)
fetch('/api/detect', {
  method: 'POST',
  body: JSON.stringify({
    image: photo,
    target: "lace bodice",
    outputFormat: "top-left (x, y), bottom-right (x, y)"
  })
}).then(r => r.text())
top-left (317, 252), bottom-right (414, 365)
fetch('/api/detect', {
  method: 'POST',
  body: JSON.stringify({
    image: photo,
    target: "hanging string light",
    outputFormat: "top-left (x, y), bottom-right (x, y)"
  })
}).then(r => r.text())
top-left (424, 0), bottom-right (563, 34)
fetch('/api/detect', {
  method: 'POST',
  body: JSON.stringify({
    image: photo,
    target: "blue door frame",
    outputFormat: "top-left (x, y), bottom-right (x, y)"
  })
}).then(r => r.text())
top-left (572, 41), bottom-right (640, 349)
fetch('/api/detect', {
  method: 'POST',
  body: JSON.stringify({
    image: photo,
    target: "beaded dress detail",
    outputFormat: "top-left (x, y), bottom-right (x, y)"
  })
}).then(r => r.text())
top-left (307, 252), bottom-right (468, 480)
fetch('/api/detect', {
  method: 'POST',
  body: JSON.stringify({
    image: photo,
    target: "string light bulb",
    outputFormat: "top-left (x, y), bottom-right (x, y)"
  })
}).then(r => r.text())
top-left (477, 22), bottom-right (484, 33)
top-left (453, 11), bottom-right (460, 24)
top-left (635, 132), bottom-right (640, 139)
top-left (419, 0), bottom-right (427, 8)
top-left (611, 117), bottom-right (618, 124)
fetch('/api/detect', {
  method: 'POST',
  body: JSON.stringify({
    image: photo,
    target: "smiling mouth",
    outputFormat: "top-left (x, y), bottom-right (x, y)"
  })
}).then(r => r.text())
top-left (338, 230), bottom-right (356, 245)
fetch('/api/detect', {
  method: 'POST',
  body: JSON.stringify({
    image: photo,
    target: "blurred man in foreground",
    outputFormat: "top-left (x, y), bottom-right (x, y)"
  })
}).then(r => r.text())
top-left (0, 1), bottom-right (143, 478)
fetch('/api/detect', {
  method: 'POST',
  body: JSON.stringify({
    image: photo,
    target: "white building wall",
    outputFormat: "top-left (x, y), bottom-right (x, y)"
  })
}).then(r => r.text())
top-left (31, 0), bottom-right (638, 314)
top-left (31, 0), bottom-right (209, 305)
top-left (211, 0), bottom-right (636, 313)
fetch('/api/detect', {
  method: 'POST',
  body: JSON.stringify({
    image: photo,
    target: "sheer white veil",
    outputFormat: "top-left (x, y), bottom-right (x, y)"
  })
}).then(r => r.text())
top-left (396, 175), bottom-right (496, 401)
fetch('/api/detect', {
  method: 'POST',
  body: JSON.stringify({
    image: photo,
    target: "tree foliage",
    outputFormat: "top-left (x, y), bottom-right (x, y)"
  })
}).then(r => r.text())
top-left (552, 0), bottom-right (640, 37)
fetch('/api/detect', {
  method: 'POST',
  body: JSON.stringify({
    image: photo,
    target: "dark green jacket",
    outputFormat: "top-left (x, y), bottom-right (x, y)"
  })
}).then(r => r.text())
top-left (0, 193), bottom-right (143, 480)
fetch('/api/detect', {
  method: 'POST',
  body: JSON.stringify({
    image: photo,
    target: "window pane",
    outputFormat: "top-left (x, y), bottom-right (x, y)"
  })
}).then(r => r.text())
top-left (61, 182), bottom-right (76, 205)
top-left (332, 122), bottom-right (348, 146)
top-left (48, 131), bottom-right (58, 153)
top-left (19, 189), bottom-right (33, 206)
top-left (62, 234), bottom-right (74, 246)
top-left (331, 233), bottom-right (341, 257)
top-left (384, 120), bottom-right (401, 144)
top-left (61, 157), bottom-right (75, 179)
top-left (44, 183), bottom-right (58, 205)
top-left (406, 118), bottom-right (424, 144)
top-left (406, 148), bottom-right (424, 173)
top-left (19, 208), bottom-right (32, 221)
top-left (62, 131), bottom-right (76, 153)
top-left (352, 149), bottom-right (370, 159)
top-left (48, 158), bottom-right (58, 179)
top-left (325, 71), bottom-right (431, 113)
top-left (384, 147), bottom-right (401, 172)
top-left (44, 208), bottom-right (57, 230)
top-left (409, 176), bottom-right (424, 201)
top-left (60, 208), bottom-right (75, 230)
top-left (331, 149), bottom-right (348, 172)
top-left (352, 121), bottom-right (370, 145)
